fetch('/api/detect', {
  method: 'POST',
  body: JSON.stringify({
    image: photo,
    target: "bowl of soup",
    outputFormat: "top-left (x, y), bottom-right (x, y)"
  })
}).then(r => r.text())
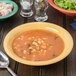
top-left (3, 22), bottom-right (73, 66)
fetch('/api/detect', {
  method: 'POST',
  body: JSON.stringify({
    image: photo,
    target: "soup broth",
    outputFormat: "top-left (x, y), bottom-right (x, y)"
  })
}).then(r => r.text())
top-left (12, 30), bottom-right (64, 61)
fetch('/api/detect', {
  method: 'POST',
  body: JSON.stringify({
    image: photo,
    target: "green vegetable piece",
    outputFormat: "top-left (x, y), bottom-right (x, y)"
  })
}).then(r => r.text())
top-left (29, 49), bottom-right (32, 51)
top-left (28, 41), bottom-right (34, 47)
top-left (54, 0), bottom-right (76, 10)
top-left (54, 36), bottom-right (58, 40)
top-left (28, 43), bottom-right (31, 47)
top-left (53, 54), bottom-right (56, 57)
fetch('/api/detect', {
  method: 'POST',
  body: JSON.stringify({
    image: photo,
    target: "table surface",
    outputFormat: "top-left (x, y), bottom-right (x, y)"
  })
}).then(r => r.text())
top-left (0, 0), bottom-right (76, 76)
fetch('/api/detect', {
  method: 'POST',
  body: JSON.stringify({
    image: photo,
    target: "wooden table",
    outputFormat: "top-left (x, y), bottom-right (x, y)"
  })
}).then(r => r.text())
top-left (0, 0), bottom-right (76, 76)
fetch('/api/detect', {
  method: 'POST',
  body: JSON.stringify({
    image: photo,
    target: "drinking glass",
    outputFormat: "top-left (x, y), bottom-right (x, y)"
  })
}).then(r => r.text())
top-left (34, 0), bottom-right (48, 22)
top-left (20, 0), bottom-right (33, 17)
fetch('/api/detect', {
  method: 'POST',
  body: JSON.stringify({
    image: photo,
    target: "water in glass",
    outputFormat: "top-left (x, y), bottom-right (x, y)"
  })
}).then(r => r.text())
top-left (20, 0), bottom-right (33, 17)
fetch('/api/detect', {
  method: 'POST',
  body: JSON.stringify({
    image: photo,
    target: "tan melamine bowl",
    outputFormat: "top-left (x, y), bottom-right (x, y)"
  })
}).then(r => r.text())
top-left (3, 22), bottom-right (73, 66)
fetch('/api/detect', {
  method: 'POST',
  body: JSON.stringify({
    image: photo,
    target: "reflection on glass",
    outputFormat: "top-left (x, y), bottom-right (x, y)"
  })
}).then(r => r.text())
top-left (34, 0), bottom-right (48, 21)
top-left (20, 0), bottom-right (33, 17)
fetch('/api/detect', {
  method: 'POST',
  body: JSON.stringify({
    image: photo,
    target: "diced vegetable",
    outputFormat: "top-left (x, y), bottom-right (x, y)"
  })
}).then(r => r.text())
top-left (0, 1), bottom-right (13, 16)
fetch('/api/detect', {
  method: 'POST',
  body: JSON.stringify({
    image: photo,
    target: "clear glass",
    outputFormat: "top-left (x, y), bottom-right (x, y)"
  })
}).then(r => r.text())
top-left (34, 0), bottom-right (48, 22)
top-left (20, 0), bottom-right (33, 17)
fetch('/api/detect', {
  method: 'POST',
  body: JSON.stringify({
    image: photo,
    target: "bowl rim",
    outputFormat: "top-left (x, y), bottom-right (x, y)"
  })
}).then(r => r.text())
top-left (0, 1), bottom-right (18, 19)
top-left (48, 0), bottom-right (76, 13)
top-left (3, 22), bottom-right (74, 66)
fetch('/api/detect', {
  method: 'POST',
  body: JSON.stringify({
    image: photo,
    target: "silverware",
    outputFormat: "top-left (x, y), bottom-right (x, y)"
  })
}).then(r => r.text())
top-left (0, 51), bottom-right (17, 76)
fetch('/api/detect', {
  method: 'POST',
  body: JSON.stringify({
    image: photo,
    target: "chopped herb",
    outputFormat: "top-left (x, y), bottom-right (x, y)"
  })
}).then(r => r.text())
top-left (28, 41), bottom-right (34, 47)
top-left (53, 54), bottom-right (56, 57)
top-left (31, 41), bottom-right (34, 44)
top-left (28, 48), bottom-right (32, 54)
top-left (54, 36), bottom-right (58, 40)
top-left (28, 43), bottom-right (31, 47)
top-left (29, 49), bottom-right (32, 51)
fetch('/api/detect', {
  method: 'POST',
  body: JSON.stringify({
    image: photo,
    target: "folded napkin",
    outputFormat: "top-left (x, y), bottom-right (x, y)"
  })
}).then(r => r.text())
top-left (70, 23), bottom-right (76, 30)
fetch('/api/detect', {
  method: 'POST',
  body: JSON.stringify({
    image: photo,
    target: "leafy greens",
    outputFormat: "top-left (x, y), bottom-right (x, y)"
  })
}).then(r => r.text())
top-left (54, 0), bottom-right (76, 10)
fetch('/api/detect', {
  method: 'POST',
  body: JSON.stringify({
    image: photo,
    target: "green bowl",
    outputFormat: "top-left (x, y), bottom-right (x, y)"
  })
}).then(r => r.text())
top-left (0, 0), bottom-right (18, 20)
